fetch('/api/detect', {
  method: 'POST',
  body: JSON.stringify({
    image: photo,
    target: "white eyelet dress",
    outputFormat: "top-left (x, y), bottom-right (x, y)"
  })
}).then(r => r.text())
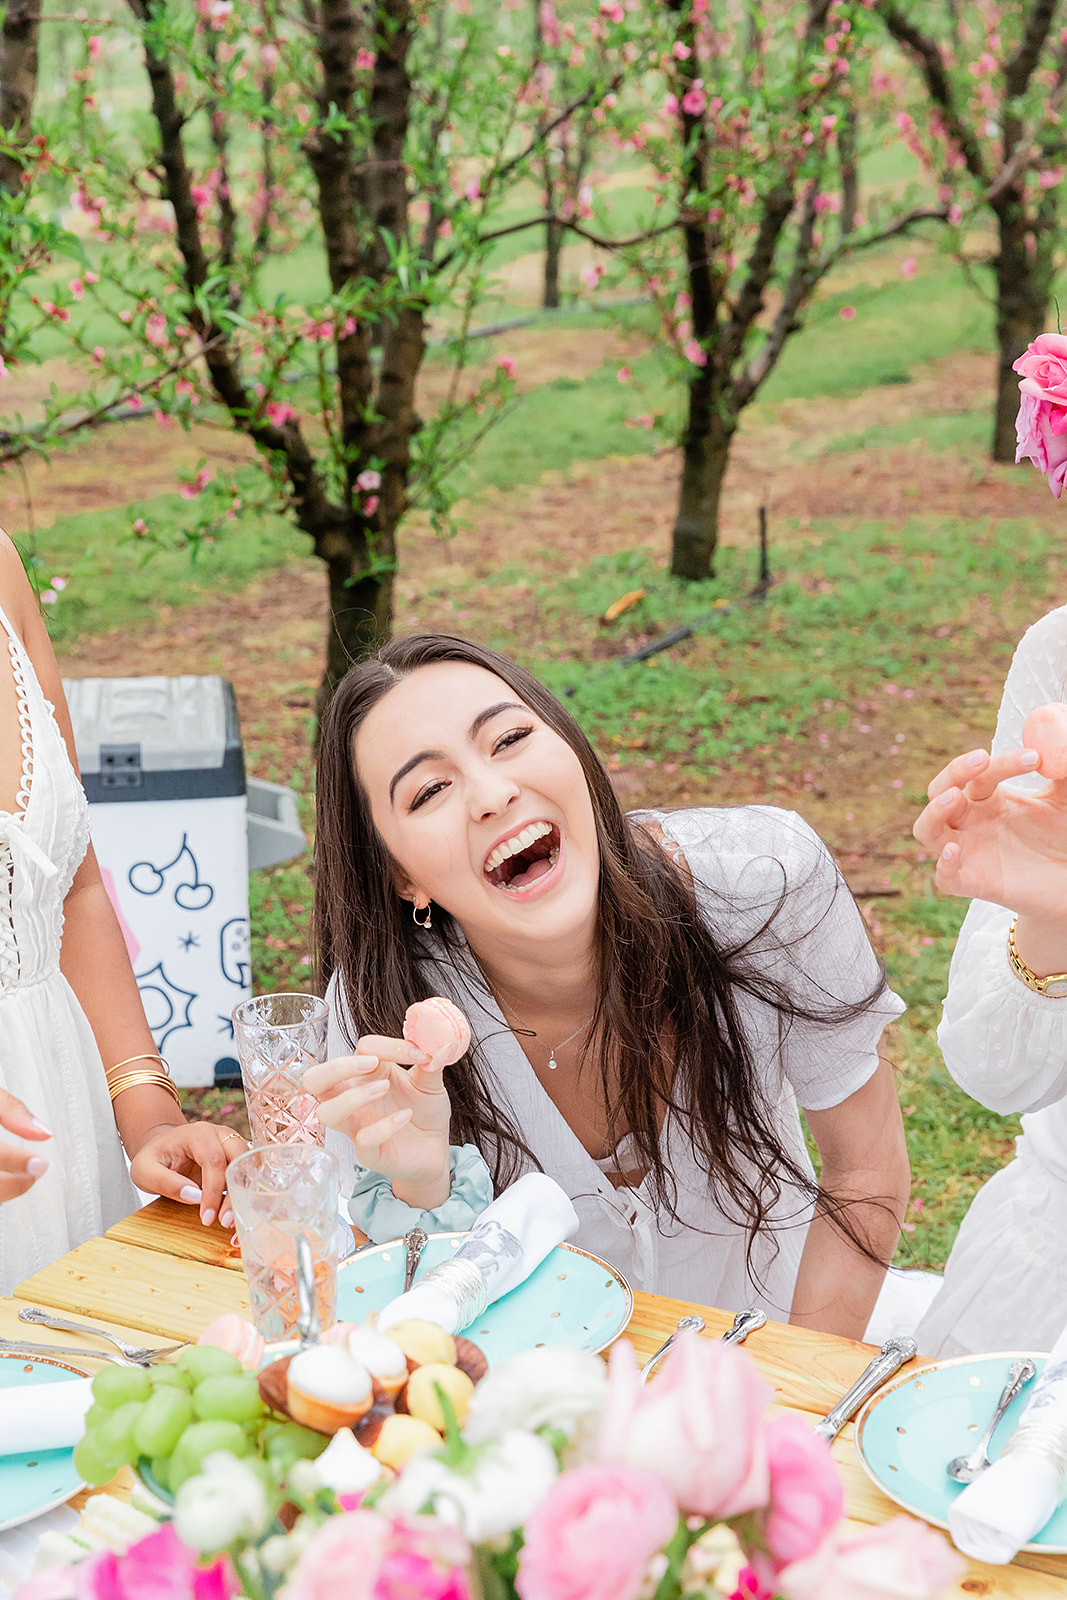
top-left (0, 603), bottom-right (138, 1294)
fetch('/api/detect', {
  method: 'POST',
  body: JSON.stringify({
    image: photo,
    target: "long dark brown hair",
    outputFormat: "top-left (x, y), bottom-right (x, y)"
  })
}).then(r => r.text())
top-left (315, 634), bottom-right (893, 1282)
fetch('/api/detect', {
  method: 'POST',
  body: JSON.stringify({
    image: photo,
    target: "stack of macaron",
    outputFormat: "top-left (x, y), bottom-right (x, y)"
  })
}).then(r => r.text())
top-left (260, 1316), bottom-right (486, 1472)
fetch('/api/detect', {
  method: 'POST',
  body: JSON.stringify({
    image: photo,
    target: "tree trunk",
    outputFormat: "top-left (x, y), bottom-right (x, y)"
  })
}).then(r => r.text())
top-left (317, 521), bottom-right (396, 719)
top-left (991, 193), bottom-right (1050, 462)
top-left (543, 213), bottom-right (562, 308)
top-left (670, 394), bottom-right (733, 580)
top-left (839, 104), bottom-right (859, 237)
top-left (0, 0), bottom-right (41, 196)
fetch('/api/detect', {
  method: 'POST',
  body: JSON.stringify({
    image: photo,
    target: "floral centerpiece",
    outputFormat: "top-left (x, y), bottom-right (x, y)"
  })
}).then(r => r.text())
top-left (18, 1334), bottom-right (963, 1600)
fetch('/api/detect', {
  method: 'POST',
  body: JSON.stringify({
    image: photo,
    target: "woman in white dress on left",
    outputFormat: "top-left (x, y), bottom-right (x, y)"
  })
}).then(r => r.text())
top-left (0, 531), bottom-right (241, 1292)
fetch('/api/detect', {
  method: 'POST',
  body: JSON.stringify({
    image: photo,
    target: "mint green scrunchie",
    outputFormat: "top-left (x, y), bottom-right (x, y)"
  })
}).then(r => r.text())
top-left (346, 1144), bottom-right (494, 1244)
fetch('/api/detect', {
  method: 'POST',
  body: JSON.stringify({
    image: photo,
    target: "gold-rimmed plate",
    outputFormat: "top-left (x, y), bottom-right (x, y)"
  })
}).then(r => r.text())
top-left (0, 1351), bottom-right (89, 1532)
top-left (337, 1234), bottom-right (633, 1362)
top-left (854, 1352), bottom-right (1067, 1553)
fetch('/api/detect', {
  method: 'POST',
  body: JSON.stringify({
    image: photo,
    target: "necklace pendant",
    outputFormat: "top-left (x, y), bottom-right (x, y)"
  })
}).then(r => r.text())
top-left (547, 1053), bottom-right (558, 1071)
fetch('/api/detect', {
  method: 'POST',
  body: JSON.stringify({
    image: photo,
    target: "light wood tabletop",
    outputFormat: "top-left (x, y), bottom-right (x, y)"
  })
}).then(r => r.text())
top-left (10, 1217), bottom-right (1067, 1595)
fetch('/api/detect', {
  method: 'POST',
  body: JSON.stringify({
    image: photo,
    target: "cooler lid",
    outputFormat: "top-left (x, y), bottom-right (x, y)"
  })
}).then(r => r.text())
top-left (62, 675), bottom-right (239, 773)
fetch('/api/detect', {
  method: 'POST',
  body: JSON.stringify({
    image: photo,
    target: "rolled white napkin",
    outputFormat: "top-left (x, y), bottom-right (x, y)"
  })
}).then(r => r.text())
top-left (948, 1326), bottom-right (1067, 1563)
top-left (0, 1376), bottom-right (93, 1458)
top-left (378, 1173), bottom-right (579, 1335)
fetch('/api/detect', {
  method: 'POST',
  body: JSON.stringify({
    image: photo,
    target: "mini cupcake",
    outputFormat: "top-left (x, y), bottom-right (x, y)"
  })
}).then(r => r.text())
top-left (286, 1345), bottom-right (373, 1433)
top-left (346, 1327), bottom-right (409, 1399)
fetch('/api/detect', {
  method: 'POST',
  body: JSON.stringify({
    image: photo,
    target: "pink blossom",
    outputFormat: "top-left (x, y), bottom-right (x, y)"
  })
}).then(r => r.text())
top-left (681, 82), bottom-right (707, 116)
top-left (265, 400), bottom-right (295, 426)
top-left (948, 203), bottom-right (962, 223)
top-left (663, 92), bottom-right (679, 115)
top-left (672, 40), bottom-right (691, 58)
top-left (1039, 167), bottom-right (1064, 189)
top-left (68, 278), bottom-right (84, 300)
top-left (40, 589), bottom-right (58, 605)
top-left (900, 257), bottom-right (917, 278)
top-left (85, 270), bottom-right (99, 284)
top-left (301, 318), bottom-right (333, 341)
top-left (181, 467), bottom-right (213, 500)
top-left (356, 48), bottom-right (376, 70)
top-left (596, 1335), bottom-right (770, 1520)
top-left (363, 496), bottom-right (379, 515)
top-left (497, 357), bottom-right (517, 380)
top-left (822, 114), bottom-right (838, 133)
top-left (744, 1416), bottom-right (843, 1590)
top-left (814, 192), bottom-right (840, 214)
top-left (41, 301), bottom-right (70, 322)
top-left (91, 346), bottom-right (105, 365)
top-left (777, 1517), bottom-right (963, 1600)
top-left (580, 263), bottom-right (604, 290)
top-left (356, 469), bottom-right (381, 491)
top-left (154, 410), bottom-right (173, 429)
top-left (684, 337), bottom-right (707, 366)
top-left (840, 306), bottom-right (856, 321)
top-left (145, 313), bottom-right (168, 347)
top-left (516, 1465), bottom-right (677, 1600)
top-left (176, 378), bottom-right (197, 398)
top-left (539, 1), bottom-right (561, 47)
top-left (132, 518), bottom-right (148, 534)
top-left (624, 414), bottom-right (654, 430)
top-left (1015, 388), bottom-right (1067, 496)
top-left (617, 366), bottom-right (631, 383)
top-left (969, 51), bottom-right (997, 75)
top-left (87, 34), bottom-right (102, 59)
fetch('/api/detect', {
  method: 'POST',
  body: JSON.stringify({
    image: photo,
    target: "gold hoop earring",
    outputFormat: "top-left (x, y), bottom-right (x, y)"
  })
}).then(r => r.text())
top-left (412, 902), bottom-right (432, 929)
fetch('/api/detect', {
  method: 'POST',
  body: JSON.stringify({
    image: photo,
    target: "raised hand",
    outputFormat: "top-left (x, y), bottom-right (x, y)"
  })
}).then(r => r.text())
top-left (303, 1036), bottom-right (452, 1203)
top-left (913, 704), bottom-right (1067, 922)
top-left (0, 1086), bottom-right (51, 1202)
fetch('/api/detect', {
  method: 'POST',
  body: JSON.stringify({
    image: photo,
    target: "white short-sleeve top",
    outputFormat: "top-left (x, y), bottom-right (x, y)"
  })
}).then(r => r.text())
top-left (328, 805), bottom-right (902, 1319)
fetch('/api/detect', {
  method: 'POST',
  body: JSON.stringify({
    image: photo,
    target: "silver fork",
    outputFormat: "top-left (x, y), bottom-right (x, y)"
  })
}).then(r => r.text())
top-left (17, 1306), bottom-right (187, 1366)
top-left (0, 1336), bottom-right (134, 1366)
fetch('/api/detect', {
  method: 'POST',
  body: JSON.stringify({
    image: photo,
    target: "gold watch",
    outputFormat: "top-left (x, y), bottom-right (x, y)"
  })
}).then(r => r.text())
top-left (1007, 915), bottom-right (1067, 998)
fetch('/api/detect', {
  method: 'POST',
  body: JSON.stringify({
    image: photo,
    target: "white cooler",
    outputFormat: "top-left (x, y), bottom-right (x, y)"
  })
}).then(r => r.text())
top-left (63, 675), bottom-right (304, 1087)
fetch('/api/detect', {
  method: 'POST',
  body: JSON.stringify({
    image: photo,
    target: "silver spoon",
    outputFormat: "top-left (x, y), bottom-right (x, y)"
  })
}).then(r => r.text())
top-left (720, 1308), bottom-right (767, 1346)
top-left (947, 1357), bottom-right (1037, 1484)
top-left (403, 1226), bottom-right (428, 1293)
top-left (295, 1232), bottom-right (320, 1348)
top-left (640, 1314), bottom-right (705, 1382)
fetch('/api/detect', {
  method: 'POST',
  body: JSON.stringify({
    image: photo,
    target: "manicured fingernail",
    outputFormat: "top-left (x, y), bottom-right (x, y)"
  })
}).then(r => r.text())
top-left (179, 1183), bottom-right (202, 1202)
top-left (942, 843), bottom-right (959, 862)
top-left (966, 750), bottom-right (985, 768)
top-left (220, 1210), bottom-right (233, 1228)
top-left (201, 1208), bottom-right (216, 1227)
top-left (937, 789), bottom-right (957, 807)
top-left (28, 1118), bottom-right (52, 1137)
top-left (27, 1156), bottom-right (48, 1177)
top-left (367, 1080), bottom-right (390, 1096)
top-left (392, 1110), bottom-right (412, 1126)
top-left (1021, 749), bottom-right (1040, 767)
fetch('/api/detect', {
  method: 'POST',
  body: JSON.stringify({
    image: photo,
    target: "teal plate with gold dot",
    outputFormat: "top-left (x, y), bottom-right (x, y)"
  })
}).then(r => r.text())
top-left (336, 1233), bottom-right (633, 1364)
top-left (854, 1352), bottom-right (1067, 1553)
top-left (0, 1352), bottom-right (88, 1533)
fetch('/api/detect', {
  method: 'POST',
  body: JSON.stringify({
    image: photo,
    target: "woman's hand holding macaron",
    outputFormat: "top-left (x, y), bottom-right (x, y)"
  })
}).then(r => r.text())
top-left (304, 997), bottom-right (471, 1209)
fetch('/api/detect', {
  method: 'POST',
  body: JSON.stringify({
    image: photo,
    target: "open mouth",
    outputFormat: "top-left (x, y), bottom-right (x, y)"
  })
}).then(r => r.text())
top-left (484, 821), bottom-right (561, 893)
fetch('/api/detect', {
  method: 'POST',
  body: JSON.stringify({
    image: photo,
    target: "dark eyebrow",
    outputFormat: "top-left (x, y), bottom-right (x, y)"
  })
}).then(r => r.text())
top-left (388, 701), bottom-right (526, 807)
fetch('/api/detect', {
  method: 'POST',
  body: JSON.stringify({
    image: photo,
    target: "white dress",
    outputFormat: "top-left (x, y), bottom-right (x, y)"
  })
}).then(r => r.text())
top-left (329, 805), bottom-right (902, 1320)
top-left (0, 603), bottom-right (138, 1295)
top-left (916, 603), bottom-right (1067, 1357)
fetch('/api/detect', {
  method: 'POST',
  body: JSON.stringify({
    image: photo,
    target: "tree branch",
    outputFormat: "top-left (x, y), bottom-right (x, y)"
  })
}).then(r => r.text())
top-left (1004, 0), bottom-right (1058, 100)
top-left (494, 73), bottom-right (623, 187)
top-left (877, 2), bottom-right (989, 187)
top-left (720, 182), bottom-right (796, 371)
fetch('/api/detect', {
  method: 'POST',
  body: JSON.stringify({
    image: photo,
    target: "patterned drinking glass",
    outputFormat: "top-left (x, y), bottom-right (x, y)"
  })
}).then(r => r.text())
top-left (227, 1143), bottom-right (339, 1340)
top-left (233, 992), bottom-right (329, 1147)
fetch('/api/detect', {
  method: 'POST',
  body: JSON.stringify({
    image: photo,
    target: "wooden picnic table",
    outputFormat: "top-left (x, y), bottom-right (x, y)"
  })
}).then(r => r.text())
top-left (6, 1197), bottom-right (1067, 1597)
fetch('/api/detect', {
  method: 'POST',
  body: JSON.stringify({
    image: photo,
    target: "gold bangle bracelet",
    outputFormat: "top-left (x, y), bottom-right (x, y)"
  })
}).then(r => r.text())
top-left (1007, 914), bottom-right (1067, 998)
top-left (106, 1053), bottom-right (170, 1080)
top-left (107, 1071), bottom-right (183, 1110)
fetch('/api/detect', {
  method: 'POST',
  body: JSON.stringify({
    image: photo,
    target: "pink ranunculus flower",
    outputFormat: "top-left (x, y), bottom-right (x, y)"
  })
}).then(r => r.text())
top-left (515, 1464), bottom-right (678, 1600)
top-left (1015, 387), bottom-right (1067, 496)
top-left (596, 1335), bottom-right (770, 1520)
top-left (1013, 330), bottom-right (1067, 407)
top-left (777, 1517), bottom-right (964, 1600)
top-left (46, 1524), bottom-right (240, 1600)
top-left (286, 1509), bottom-right (391, 1600)
top-left (744, 1414), bottom-right (843, 1591)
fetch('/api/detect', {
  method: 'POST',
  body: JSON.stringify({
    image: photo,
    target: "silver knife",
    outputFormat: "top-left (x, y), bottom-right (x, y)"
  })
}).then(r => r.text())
top-left (813, 1336), bottom-right (917, 1441)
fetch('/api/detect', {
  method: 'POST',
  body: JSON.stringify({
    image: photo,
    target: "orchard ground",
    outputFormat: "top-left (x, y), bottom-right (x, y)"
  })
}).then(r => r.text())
top-left (11, 228), bottom-right (1063, 1273)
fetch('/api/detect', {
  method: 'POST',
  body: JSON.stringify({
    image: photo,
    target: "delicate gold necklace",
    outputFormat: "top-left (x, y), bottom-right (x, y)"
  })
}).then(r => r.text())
top-left (495, 992), bottom-right (594, 1071)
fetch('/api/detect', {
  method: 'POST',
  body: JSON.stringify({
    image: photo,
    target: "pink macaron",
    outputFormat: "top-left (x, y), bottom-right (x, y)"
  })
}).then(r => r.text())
top-left (403, 996), bottom-right (472, 1065)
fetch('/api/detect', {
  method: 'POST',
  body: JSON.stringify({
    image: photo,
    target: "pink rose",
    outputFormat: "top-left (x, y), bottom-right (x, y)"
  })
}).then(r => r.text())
top-left (516, 1465), bottom-right (677, 1600)
top-left (48, 1526), bottom-right (240, 1600)
top-left (778, 1517), bottom-right (964, 1600)
top-left (287, 1510), bottom-right (390, 1600)
top-left (745, 1414), bottom-right (843, 1589)
top-left (1015, 388), bottom-right (1067, 496)
top-left (287, 1512), bottom-right (469, 1600)
top-left (596, 1335), bottom-right (770, 1520)
top-left (1014, 331), bottom-right (1067, 406)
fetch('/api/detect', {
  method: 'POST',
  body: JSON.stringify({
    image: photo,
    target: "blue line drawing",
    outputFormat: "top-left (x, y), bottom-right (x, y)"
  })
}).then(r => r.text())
top-left (128, 834), bottom-right (215, 912)
top-left (220, 917), bottom-right (250, 988)
top-left (217, 1013), bottom-right (236, 1039)
top-left (179, 932), bottom-right (200, 952)
top-left (135, 961), bottom-right (197, 1051)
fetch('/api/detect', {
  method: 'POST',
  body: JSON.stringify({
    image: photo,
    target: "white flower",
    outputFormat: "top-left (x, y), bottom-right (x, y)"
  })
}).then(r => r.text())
top-left (462, 1346), bottom-right (608, 1455)
top-left (380, 1429), bottom-right (557, 1543)
top-left (173, 1450), bottom-right (270, 1552)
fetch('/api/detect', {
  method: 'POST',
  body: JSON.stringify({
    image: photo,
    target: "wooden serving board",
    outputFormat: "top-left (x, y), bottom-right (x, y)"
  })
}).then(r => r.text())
top-left (14, 1237), bottom-right (250, 1339)
top-left (105, 1197), bottom-right (244, 1271)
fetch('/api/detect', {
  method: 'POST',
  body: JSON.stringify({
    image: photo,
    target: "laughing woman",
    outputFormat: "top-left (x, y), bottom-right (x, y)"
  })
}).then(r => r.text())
top-left (307, 636), bottom-right (909, 1338)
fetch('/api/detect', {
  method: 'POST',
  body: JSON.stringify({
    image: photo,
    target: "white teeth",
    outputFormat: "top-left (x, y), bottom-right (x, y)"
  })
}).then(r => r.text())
top-left (486, 820), bottom-right (552, 874)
